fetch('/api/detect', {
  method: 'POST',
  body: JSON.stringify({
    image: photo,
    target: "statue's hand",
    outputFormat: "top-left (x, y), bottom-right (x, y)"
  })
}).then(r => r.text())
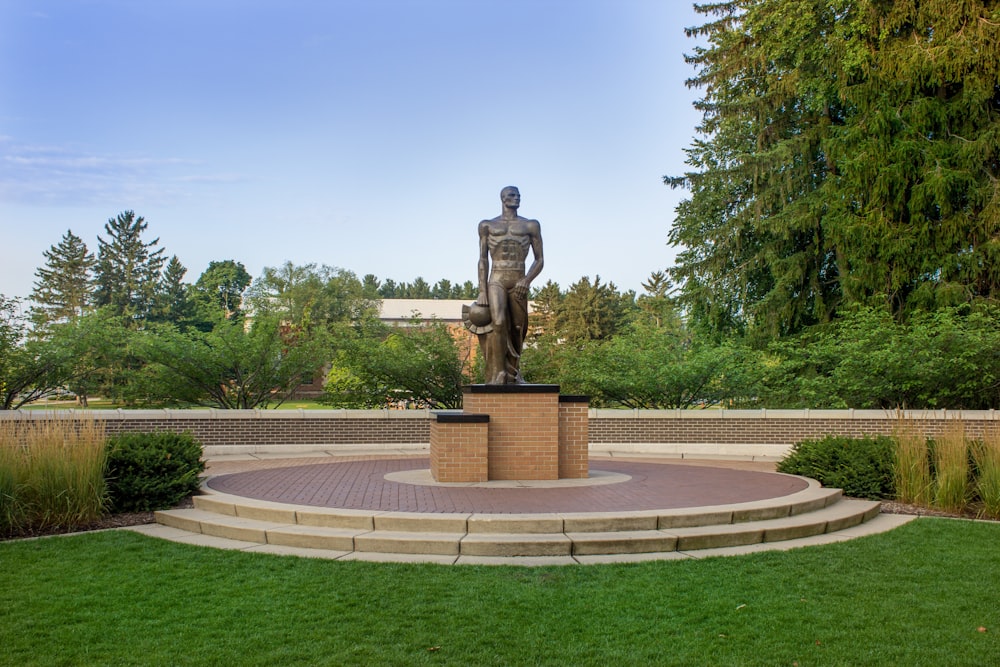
top-left (476, 292), bottom-right (488, 306)
top-left (512, 281), bottom-right (529, 302)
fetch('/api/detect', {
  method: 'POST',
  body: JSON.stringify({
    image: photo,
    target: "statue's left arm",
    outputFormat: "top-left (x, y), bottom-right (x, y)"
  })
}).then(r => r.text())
top-left (513, 220), bottom-right (544, 300)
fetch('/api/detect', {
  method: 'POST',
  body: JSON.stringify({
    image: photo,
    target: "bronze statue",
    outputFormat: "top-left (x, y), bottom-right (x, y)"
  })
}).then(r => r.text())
top-left (464, 186), bottom-right (544, 384)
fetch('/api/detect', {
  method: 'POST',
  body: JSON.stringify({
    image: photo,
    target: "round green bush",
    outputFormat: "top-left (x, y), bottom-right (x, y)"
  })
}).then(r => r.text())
top-left (105, 431), bottom-right (205, 512)
top-left (776, 435), bottom-right (895, 499)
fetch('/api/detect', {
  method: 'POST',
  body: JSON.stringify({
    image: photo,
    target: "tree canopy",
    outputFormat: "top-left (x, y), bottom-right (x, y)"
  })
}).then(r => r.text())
top-left (246, 262), bottom-right (376, 332)
top-left (193, 260), bottom-right (252, 322)
top-left (323, 320), bottom-right (469, 409)
top-left (135, 316), bottom-right (330, 409)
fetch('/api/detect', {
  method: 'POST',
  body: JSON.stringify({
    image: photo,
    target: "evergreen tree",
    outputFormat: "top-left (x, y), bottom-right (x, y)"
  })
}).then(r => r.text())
top-left (667, 0), bottom-right (1000, 337)
top-left (407, 277), bottom-right (431, 299)
top-left (361, 274), bottom-right (382, 299)
top-left (151, 255), bottom-right (193, 326)
top-left (638, 270), bottom-right (679, 329)
top-left (431, 279), bottom-right (453, 299)
top-left (555, 276), bottom-right (634, 342)
top-left (834, 0), bottom-right (1000, 314)
top-left (93, 211), bottom-right (167, 324)
top-left (29, 229), bottom-right (95, 332)
top-left (458, 281), bottom-right (476, 299)
top-left (527, 280), bottom-right (563, 338)
top-left (378, 279), bottom-right (399, 298)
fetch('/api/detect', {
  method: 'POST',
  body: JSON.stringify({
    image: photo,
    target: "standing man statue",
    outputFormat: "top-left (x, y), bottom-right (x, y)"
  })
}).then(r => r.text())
top-left (466, 185), bottom-right (544, 384)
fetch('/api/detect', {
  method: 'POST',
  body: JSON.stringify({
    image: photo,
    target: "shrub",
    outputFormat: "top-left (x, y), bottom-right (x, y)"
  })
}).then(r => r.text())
top-left (0, 418), bottom-right (107, 537)
top-left (105, 431), bottom-right (204, 512)
top-left (776, 435), bottom-right (895, 499)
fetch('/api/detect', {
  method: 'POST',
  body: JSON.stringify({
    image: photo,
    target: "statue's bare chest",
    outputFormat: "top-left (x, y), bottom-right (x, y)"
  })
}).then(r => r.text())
top-left (486, 222), bottom-right (531, 251)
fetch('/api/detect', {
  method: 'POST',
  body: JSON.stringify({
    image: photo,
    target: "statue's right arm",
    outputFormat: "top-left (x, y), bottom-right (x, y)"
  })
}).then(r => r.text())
top-left (477, 220), bottom-right (490, 305)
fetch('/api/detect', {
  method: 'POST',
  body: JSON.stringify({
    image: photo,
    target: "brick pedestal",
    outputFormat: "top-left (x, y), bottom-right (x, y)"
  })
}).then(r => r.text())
top-left (430, 385), bottom-right (589, 482)
top-left (430, 413), bottom-right (489, 482)
top-left (558, 396), bottom-right (590, 479)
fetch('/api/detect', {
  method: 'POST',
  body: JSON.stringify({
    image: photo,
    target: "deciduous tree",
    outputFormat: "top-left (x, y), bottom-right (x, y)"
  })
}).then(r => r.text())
top-left (247, 262), bottom-right (375, 331)
top-left (0, 296), bottom-right (77, 409)
top-left (192, 259), bottom-right (251, 323)
top-left (135, 316), bottom-right (330, 409)
top-left (322, 320), bottom-right (468, 409)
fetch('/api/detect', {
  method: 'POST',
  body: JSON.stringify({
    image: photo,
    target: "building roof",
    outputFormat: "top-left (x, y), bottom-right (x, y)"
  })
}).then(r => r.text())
top-left (378, 298), bottom-right (534, 324)
top-left (378, 299), bottom-right (469, 323)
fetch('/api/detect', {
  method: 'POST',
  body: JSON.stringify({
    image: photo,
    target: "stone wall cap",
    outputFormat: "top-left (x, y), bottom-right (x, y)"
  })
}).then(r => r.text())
top-left (386, 409), bottom-right (432, 419)
top-left (590, 409), bottom-right (638, 418)
top-left (558, 395), bottom-right (590, 403)
top-left (463, 384), bottom-right (561, 394)
top-left (433, 412), bottom-right (489, 423)
top-left (678, 410), bottom-right (725, 419)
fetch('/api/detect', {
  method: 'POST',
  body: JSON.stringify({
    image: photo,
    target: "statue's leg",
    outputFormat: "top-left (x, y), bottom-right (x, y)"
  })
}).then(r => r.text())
top-left (507, 291), bottom-right (529, 383)
top-left (485, 283), bottom-right (509, 384)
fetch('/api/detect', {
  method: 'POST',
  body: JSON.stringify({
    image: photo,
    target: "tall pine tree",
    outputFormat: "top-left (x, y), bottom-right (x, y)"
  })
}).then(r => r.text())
top-left (94, 211), bottom-right (166, 325)
top-left (29, 229), bottom-right (95, 332)
top-left (834, 0), bottom-right (1000, 313)
top-left (150, 255), bottom-right (194, 326)
top-left (668, 0), bottom-right (1000, 337)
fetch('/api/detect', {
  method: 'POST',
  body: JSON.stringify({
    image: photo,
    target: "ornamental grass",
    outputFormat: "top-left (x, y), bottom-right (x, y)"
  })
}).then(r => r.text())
top-left (972, 427), bottom-right (1000, 520)
top-left (892, 417), bottom-right (931, 506)
top-left (931, 421), bottom-right (970, 514)
top-left (0, 417), bottom-right (108, 537)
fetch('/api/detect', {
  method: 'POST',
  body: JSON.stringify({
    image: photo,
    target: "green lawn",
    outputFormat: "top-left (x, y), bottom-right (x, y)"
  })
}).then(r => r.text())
top-left (2, 518), bottom-right (998, 666)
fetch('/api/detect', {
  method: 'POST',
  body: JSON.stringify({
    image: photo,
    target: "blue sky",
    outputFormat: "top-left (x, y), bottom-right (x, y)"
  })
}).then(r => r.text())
top-left (1, 0), bottom-right (705, 302)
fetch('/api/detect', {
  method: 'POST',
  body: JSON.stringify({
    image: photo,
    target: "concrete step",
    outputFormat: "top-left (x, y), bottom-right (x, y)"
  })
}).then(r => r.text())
top-left (154, 496), bottom-right (880, 558)
top-left (186, 482), bottom-right (842, 535)
top-left (665, 499), bottom-right (879, 551)
top-left (132, 512), bottom-right (917, 565)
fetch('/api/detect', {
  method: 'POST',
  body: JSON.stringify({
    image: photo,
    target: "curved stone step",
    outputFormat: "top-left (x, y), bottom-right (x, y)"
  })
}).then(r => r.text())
top-left (187, 481), bottom-right (843, 535)
top-left (664, 499), bottom-right (879, 551)
top-left (154, 497), bottom-right (880, 557)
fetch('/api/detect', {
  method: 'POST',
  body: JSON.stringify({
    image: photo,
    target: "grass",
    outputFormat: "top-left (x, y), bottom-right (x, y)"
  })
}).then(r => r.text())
top-left (2, 519), bottom-right (998, 666)
top-left (0, 418), bottom-right (107, 536)
top-left (933, 422), bottom-right (970, 513)
top-left (893, 419), bottom-right (932, 505)
top-left (973, 428), bottom-right (1000, 519)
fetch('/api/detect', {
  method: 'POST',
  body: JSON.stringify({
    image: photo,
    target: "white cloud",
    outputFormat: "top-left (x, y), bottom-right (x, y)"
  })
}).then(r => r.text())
top-left (0, 140), bottom-right (239, 207)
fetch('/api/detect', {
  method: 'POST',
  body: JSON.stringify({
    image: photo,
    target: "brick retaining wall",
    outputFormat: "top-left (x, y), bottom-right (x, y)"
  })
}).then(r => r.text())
top-left (0, 410), bottom-right (430, 449)
top-left (588, 409), bottom-right (1000, 444)
top-left (4, 408), bottom-right (998, 459)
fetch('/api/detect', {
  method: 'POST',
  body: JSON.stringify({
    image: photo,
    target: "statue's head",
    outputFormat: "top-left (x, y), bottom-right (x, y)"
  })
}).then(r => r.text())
top-left (500, 186), bottom-right (520, 207)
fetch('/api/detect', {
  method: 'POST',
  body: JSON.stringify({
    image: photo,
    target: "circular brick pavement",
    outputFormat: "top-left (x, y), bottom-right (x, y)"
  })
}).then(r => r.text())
top-left (206, 458), bottom-right (809, 514)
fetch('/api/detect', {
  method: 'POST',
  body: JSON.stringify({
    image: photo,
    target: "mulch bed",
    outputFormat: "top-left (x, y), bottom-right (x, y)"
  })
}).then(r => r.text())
top-left (1, 497), bottom-right (193, 541)
top-left (877, 500), bottom-right (996, 521)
